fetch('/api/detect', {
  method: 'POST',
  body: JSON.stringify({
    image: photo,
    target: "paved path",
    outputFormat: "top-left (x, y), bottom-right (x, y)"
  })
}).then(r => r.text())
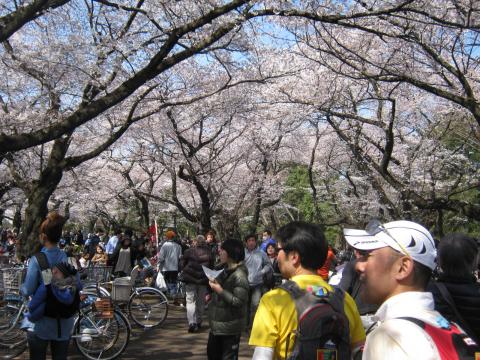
top-left (13, 306), bottom-right (253, 360)
top-left (15, 305), bottom-right (254, 359)
top-left (12, 306), bottom-right (253, 360)
top-left (93, 304), bottom-right (254, 359)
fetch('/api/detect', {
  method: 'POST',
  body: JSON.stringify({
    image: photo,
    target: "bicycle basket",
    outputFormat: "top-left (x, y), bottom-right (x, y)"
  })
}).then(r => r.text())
top-left (83, 266), bottom-right (112, 284)
top-left (111, 277), bottom-right (131, 302)
top-left (1, 268), bottom-right (26, 294)
top-left (93, 298), bottom-right (114, 319)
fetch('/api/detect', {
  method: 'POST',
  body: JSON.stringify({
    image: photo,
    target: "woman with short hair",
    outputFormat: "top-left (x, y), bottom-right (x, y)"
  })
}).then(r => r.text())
top-left (207, 239), bottom-right (249, 360)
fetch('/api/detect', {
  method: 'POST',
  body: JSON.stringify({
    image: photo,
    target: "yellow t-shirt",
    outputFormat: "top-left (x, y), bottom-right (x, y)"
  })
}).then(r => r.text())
top-left (248, 274), bottom-right (366, 359)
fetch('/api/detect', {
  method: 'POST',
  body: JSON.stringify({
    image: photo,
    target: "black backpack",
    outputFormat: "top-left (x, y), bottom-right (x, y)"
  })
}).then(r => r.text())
top-left (280, 280), bottom-right (351, 360)
top-left (35, 253), bottom-right (80, 337)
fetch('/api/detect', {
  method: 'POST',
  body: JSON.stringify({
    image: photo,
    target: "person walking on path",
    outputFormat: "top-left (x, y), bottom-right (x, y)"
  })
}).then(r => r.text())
top-left (244, 234), bottom-right (272, 330)
top-left (181, 234), bottom-right (214, 333)
top-left (158, 230), bottom-right (183, 296)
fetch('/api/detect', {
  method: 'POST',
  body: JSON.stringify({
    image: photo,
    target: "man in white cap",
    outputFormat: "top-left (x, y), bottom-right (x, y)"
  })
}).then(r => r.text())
top-left (344, 219), bottom-right (478, 359)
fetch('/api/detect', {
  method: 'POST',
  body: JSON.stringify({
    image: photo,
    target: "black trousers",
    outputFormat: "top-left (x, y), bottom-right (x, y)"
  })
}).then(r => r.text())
top-left (27, 332), bottom-right (69, 360)
top-left (207, 332), bottom-right (241, 360)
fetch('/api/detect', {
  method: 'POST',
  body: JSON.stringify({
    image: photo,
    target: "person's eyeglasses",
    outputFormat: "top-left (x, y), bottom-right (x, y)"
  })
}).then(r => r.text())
top-left (365, 219), bottom-right (410, 257)
top-left (277, 246), bottom-right (288, 253)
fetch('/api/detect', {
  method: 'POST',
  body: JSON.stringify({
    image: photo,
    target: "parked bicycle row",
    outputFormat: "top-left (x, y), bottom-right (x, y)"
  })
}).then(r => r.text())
top-left (0, 212), bottom-right (172, 360)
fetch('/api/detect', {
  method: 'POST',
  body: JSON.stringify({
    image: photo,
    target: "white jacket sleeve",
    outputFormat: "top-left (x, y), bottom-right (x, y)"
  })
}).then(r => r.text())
top-left (252, 347), bottom-right (274, 360)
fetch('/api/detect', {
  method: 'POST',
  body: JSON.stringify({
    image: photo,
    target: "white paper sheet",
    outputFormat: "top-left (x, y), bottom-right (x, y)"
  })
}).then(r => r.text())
top-left (202, 265), bottom-right (224, 281)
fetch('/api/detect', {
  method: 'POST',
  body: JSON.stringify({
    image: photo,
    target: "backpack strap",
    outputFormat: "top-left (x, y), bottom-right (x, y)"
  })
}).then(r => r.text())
top-left (34, 252), bottom-right (52, 286)
top-left (398, 316), bottom-right (425, 328)
top-left (279, 280), bottom-right (309, 359)
top-left (279, 280), bottom-right (314, 317)
top-left (34, 252), bottom-right (49, 271)
top-left (328, 287), bottom-right (346, 315)
top-left (279, 280), bottom-right (304, 298)
top-left (279, 281), bottom-right (346, 317)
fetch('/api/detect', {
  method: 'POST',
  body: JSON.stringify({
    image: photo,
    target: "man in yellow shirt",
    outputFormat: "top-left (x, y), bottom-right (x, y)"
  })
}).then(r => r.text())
top-left (249, 221), bottom-right (365, 359)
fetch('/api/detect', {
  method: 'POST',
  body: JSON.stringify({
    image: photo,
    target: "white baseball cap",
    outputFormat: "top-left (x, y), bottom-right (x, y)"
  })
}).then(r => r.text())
top-left (343, 220), bottom-right (437, 270)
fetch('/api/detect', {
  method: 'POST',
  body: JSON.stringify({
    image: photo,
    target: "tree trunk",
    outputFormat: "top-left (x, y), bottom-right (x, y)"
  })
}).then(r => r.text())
top-left (217, 211), bottom-right (240, 240)
top-left (18, 137), bottom-right (68, 256)
top-left (249, 186), bottom-right (263, 235)
top-left (199, 210), bottom-right (212, 236)
top-left (268, 208), bottom-right (277, 233)
top-left (138, 196), bottom-right (150, 230)
top-left (87, 217), bottom-right (97, 233)
top-left (307, 125), bottom-right (323, 226)
top-left (13, 206), bottom-right (22, 230)
top-left (434, 210), bottom-right (444, 238)
top-left (20, 174), bottom-right (63, 256)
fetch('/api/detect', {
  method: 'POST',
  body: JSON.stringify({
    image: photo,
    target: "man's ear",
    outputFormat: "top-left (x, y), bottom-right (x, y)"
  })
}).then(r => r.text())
top-left (289, 250), bottom-right (301, 267)
top-left (394, 256), bottom-right (415, 281)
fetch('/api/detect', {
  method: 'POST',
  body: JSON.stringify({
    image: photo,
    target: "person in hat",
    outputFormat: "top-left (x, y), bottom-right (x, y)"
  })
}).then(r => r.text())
top-left (158, 229), bottom-right (182, 296)
top-left (343, 220), bottom-right (475, 359)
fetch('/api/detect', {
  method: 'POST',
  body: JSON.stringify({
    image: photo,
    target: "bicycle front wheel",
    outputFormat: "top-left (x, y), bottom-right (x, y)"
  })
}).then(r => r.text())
top-left (73, 308), bottom-right (130, 360)
top-left (128, 287), bottom-right (168, 328)
top-left (0, 301), bottom-right (27, 359)
top-left (0, 339), bottom-right (27, 360)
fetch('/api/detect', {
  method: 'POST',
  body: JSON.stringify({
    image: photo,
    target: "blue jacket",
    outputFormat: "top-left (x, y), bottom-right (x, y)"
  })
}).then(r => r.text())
top-left (260, 238), bottom-right (276, 253)
top-left (27, 281), bottom-right (77, 322)
top-left (20, 247), bottom-right (75, 341)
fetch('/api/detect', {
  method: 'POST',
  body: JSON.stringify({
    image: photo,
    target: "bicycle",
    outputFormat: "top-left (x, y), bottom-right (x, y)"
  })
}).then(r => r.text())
top-left (106, 266), bottom-right (169, 329)
top-left (0, 266), bottom-right (29, 359)
top-left (0, 294), bottom-right (28, 359)
top-left (72, 285), bottom-right (131, 360)
top-left (0, 269), bottom-right (131, 360)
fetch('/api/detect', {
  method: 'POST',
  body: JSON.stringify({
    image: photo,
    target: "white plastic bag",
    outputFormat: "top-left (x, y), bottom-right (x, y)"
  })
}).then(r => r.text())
top-left (155, 271), bottom-right (167, 290)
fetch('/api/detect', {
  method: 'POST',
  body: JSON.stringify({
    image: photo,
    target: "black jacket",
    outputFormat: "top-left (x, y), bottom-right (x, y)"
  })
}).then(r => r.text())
top-left (180, 244), bottom-right (213, 285)
top-left (428, 275), bottom-right (480, 341)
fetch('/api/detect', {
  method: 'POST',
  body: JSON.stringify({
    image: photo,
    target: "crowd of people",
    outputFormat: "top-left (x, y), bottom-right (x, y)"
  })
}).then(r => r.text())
top-left (1, 215), bottom-right (479, 360)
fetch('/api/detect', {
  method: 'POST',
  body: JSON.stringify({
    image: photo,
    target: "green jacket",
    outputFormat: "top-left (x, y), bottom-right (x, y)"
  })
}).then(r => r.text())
top-left (208, 262), bottom-right (249, 335)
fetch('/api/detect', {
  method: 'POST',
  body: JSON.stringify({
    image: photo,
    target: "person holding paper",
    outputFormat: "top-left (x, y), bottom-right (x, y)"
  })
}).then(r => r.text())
top-left (207, 239), bottom-right (249, 360)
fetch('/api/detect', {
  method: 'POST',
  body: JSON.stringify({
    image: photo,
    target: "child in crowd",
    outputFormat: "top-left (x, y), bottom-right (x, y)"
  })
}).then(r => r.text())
top-left (79, 252), bottom-right (91, 269)
top-left (91, 244), bottom-right (107, 265)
